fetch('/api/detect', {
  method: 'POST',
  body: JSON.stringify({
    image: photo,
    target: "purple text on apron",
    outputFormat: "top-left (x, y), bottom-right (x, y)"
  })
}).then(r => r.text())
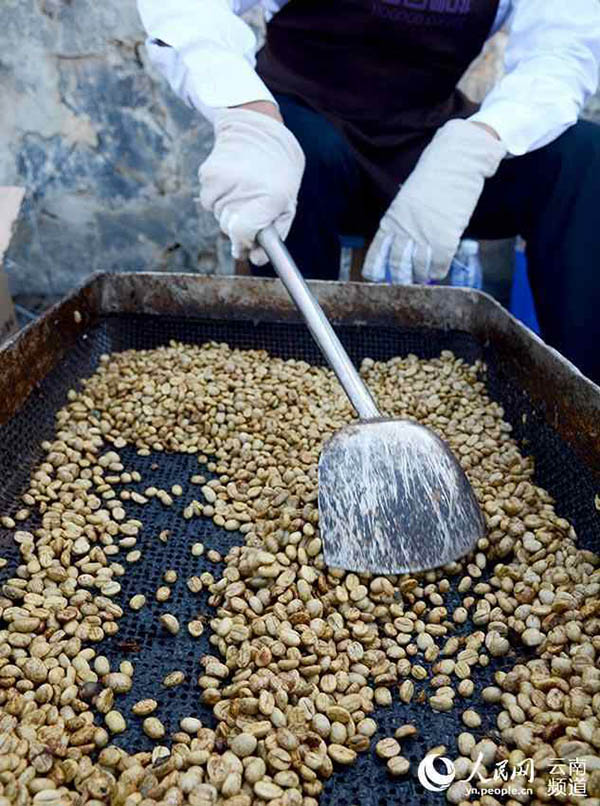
top-left (380, 0), bottom-right (471, 10)
top-left (372, 0), bottom-right (471, 26)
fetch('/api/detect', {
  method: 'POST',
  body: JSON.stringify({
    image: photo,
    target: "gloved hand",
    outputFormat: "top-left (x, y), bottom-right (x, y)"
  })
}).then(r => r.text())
top-left (363, 120), bottom-right (507, 284)
top-left (199, 107), bottom-right (305, 266)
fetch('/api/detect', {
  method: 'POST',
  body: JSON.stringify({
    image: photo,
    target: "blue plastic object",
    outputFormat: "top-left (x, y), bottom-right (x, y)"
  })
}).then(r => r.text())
top-left (339, 235), bottom-right (366, 250)
top-left (510, 246), bottom-right (540, 335)
top-left (448, 240), bottom-right (483, 289)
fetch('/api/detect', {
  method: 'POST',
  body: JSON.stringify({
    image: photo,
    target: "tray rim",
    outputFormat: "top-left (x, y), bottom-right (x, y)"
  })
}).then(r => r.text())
top-left (1, 271), bottom-right (598, 478)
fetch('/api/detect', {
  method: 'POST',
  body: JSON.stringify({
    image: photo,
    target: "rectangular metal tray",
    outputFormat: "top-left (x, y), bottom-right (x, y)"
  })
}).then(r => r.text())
top-left (1, 272), bottom-right (598, 473)
top-left (0, 273), bottom-right (599, 806)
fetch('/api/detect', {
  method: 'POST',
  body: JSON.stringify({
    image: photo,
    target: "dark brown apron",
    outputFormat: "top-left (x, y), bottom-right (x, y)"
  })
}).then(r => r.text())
top-left (257, 0), bottom-right (500, 197)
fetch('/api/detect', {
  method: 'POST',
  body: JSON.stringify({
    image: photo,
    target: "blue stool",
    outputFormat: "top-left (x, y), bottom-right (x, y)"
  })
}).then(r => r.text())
top-left (509, 243), bottom-right (540, 335)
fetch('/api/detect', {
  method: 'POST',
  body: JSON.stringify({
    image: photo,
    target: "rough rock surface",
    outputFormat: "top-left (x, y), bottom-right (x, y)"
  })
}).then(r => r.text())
top-left (1, 2), bottom-right (599, 296)
top-left (1, 0), bottom-right (230, 295)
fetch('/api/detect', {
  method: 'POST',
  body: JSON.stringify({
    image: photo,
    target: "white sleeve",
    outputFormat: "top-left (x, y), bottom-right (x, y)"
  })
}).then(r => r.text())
top-left (137, 0), bottom-right (275, 119)
top-left (470, 0), bottom-right (600, 155)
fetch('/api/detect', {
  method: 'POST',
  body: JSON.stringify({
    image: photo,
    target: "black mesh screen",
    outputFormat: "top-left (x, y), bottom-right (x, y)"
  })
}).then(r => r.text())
top-left (0, 313), bottom-right (598, 806)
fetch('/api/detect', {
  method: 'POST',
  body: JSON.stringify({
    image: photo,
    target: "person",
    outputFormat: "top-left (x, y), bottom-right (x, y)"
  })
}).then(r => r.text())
top-left (137, 0), bottom-right (600, 383)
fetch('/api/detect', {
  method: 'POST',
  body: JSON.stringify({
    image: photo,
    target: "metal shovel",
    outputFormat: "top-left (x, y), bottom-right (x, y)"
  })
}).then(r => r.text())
top-left (257, 225), bottom-right (485, 574)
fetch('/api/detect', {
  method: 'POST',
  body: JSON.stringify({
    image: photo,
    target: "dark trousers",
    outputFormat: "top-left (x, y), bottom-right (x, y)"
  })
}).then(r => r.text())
top-left (254, 93), bottom-right (600, 385)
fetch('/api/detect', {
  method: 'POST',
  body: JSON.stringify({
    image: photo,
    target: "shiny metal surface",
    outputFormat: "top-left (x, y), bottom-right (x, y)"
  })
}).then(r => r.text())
top-left (319, 419), bottom-right (485, 574)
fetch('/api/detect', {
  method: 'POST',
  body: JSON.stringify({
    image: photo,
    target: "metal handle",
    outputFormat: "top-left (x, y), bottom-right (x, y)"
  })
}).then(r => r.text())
top-left (257, 225), bottom-right (380, 420)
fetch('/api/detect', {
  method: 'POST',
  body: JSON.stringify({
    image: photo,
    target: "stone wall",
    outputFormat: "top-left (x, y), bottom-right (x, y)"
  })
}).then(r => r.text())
top-left (1, 0), bottom-right (229, 297)
top-left (1, 1), bottom-right (599, 296)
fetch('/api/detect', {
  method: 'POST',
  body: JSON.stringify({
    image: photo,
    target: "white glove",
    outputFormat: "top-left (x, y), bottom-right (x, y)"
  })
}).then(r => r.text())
top-left (199, 108), bottom-right (305, 266)
top-left (363, 120), bottom-right (507, 285)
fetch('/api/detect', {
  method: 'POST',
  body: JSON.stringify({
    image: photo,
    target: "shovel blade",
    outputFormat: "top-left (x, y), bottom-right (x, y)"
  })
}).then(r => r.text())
top-left (318, 419), bottom-right (484, 574)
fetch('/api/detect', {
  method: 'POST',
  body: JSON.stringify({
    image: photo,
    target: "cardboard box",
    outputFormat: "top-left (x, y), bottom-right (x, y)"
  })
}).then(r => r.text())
top-left (0, 187), bottom-right (24, 343)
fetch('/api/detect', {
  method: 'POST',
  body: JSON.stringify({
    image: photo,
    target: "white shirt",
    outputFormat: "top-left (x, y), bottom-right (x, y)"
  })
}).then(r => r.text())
top-left (137, 0), bottom-right (600, 156)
